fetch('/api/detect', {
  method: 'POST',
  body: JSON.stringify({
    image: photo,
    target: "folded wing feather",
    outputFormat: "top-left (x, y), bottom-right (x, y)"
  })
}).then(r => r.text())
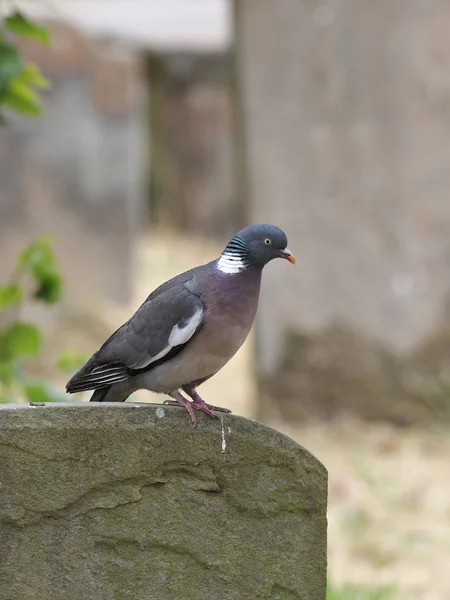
top-left (66, 286), bottom-right (204, 393)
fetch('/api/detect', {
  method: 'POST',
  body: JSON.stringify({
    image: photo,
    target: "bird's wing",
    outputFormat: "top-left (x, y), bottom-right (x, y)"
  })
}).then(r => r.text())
top-left (66, 284), bottom-right (204, 393)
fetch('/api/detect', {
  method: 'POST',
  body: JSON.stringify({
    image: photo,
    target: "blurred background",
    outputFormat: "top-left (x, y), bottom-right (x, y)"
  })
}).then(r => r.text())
top-left (1, 1), bottom-right (450, 598)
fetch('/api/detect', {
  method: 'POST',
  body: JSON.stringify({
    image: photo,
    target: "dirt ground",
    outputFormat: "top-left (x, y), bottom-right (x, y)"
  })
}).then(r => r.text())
top-left (53, 232), bottom-right (450, 600)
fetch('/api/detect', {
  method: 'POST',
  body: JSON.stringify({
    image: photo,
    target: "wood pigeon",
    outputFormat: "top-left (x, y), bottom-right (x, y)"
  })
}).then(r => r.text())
top-left (66, 224), bottom-right (295, 422)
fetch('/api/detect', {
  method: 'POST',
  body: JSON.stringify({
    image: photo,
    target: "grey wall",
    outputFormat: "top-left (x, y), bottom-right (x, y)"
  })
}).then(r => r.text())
top-left (0, 22), bottom-right (148, 308)
top-left (148, 53), bottom-right (239, 241)
top-left (235, 0), bottom-right (450, 422)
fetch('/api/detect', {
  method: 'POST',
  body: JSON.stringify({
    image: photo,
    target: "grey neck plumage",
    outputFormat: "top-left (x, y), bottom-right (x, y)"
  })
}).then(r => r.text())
top-left (216, 235), bottom-right (251, 274)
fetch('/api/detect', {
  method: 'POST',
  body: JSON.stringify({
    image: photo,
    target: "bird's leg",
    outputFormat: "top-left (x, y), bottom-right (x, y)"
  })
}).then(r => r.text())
top-left (182, 386), bottom-right (232, 415)
top-left (167, 390), bottom-right (197, 424)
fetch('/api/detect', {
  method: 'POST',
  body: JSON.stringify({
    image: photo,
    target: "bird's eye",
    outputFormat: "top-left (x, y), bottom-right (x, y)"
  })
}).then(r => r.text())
top-left (264, 238), bottom-right (272, 245)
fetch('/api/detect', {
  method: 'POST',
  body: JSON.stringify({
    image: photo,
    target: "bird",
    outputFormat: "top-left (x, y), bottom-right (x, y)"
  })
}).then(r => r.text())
top-left (66, 224), bottom-right (295, 423)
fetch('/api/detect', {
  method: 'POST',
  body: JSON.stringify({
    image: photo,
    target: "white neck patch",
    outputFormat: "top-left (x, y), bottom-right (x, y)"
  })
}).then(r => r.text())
top-left (216, 252), bottom-right (247, 274)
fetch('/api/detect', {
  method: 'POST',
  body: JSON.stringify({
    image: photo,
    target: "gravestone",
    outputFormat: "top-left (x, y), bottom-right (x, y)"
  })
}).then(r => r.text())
top-left (0, 403), bottom-right (327, 600)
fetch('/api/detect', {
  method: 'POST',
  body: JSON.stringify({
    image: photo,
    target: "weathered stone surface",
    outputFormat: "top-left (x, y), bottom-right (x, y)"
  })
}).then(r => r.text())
top-left (0, 403), bottom-right (327, 600)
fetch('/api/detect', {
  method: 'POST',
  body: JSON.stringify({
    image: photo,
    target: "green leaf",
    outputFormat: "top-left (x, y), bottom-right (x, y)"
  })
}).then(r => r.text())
top-left (19, 239), bottom-right (63, 303)
top-left (4, 12), bottom-right (51, 45)
top-left (0, 284), bottom-right (23, 309)
top-left (0, 41), bottom-right (22, 93)
top-left (12, 63), bottom-right (51, 91)
top-left (19, 63), bottom-right (51, 89)
top-left (3, 322), bottom-right (42, 358)
top-left (24, 381), bottom-right (49, 403)
top-left (19, 238), bottom-right (54, 269)
top-left (24, 381), bottom-right (67, 403)
top-left (0, 361), bottom-right (17, 385)
top-left (2, 79), bottom-right (42, 115)
top-left (0, 333), bottom-right (12, 361)
top-left (58, 351), bottom-right (88, 374)
top-left (33, 267), bottom-right (62, 303)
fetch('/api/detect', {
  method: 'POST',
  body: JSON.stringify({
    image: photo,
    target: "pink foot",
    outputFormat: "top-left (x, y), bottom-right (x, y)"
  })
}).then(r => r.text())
top-left (167, 391), bottom-right (197, 424)
top-left (164, 389), bottom-right (232, 423)
top-left (183, 387), bottom-right (232, 415)
top-left (190, 402), bottom-right (217, 419)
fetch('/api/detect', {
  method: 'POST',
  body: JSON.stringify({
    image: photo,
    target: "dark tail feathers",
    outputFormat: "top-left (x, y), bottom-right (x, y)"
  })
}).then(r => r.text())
top-left (89, 387), bottom-right (112, 402)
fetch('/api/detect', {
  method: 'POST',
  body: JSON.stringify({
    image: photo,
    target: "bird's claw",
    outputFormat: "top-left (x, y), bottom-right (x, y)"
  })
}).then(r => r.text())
top-left (190, 402), bottom-right (217, 419)
top-left (163, 395), bottom-right (231, 424)
top-left (204, 404), bottom-right (232, 414)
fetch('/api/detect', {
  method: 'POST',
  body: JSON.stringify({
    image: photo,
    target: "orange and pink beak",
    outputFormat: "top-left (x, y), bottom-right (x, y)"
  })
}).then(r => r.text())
top-left (280, 248), bottom-right (296, 264)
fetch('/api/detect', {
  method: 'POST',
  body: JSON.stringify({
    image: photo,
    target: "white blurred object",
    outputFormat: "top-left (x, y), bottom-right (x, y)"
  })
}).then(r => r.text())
top-left (21, 0), bottom-right (231, 52)
top-left (390, 273), bottom-right (415, 300)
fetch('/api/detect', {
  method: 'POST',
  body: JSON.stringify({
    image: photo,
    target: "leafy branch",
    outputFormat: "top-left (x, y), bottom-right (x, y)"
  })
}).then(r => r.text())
top-left (0, 238), bottom-right (66, 403)
top-left (0, 9), bottom-right (51, 122)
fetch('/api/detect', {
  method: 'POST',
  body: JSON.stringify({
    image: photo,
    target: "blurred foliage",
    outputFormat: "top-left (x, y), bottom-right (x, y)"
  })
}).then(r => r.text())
top-left (0, 9), bottom-right (51, 122)
top-left (57, 350), bottom-right (88, 376)
top-left (327, 583), bottom-right (397, 600)
top-left (0, 9), bottom-right (88, 402)
top-left (0, 238), bottom-right (67, 403)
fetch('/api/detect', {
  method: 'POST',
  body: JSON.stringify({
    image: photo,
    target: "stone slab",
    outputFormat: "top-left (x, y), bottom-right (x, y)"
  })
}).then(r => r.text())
top-left (0, 403), bottom-right (327, 600)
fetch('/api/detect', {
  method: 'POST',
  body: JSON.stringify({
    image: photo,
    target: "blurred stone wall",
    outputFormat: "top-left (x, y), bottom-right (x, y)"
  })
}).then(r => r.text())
top-left (0, 22), bottom-right (148, 311)
top-left (148, 53), bottom-right (239, 242)
top-left (235, 0), bottom-right (450, 423)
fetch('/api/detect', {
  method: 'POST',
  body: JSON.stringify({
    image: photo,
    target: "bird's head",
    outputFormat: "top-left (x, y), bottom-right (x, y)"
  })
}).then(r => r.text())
top-left (217, 224), bottom-right (295, 273)
top-left (240, 224), bottom-right (296, 267)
